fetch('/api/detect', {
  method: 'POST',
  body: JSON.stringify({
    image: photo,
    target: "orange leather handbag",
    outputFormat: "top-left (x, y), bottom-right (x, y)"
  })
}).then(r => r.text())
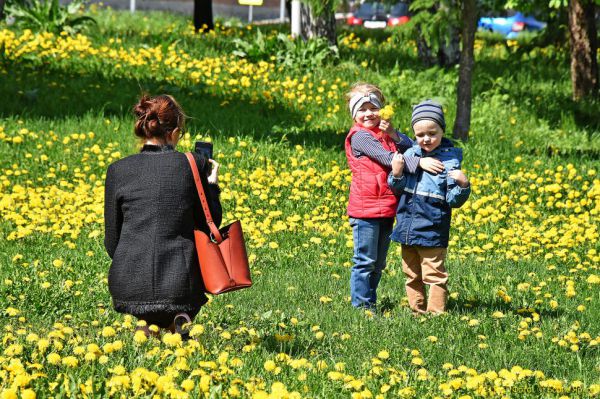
top-left (186, 153), bottom-right (252, 295)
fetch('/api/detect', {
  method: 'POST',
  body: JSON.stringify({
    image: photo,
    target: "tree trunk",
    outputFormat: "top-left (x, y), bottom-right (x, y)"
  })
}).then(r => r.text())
top-left (568, 0), bottom-right (598, 101)
top-left (193, 0), bottom-right (214, 32)
top-left (299, 3), bottom-right (336, 45)
top-left (452, 0), bottom-right (477, 141)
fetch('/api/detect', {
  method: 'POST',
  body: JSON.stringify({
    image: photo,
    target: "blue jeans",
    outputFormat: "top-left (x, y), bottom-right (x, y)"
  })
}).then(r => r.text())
top-left (349, 217), bottom-right (394, 308)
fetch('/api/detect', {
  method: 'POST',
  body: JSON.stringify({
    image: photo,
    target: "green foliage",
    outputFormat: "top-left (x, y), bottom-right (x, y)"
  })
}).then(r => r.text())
top-left (233, 29), bottom-right (339, 69)
top-left (5, 0), bottom-right (96, 34)
top-left (232, 29), bottom-right (281, 62)
top-left (275, 34), bottom-right (339, 69)
top-left (494, 0), bottom-right (562, 17)
top-left (547, 0), bottom-right (568, 7)
top-left (403, 0), bottom-right (461, 53)
top-left (300, 0), bottom-right (343, 17)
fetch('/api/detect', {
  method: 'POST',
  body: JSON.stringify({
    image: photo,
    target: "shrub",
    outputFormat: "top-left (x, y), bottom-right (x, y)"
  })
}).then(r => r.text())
top-left (232, 28), bottom-right (280, 63)
top-left (5, 0), bottom-right (96, 34)
top-left (275, 34), bottom-right (339, 70)
top-left (233, 29), bottom-right (339, 69)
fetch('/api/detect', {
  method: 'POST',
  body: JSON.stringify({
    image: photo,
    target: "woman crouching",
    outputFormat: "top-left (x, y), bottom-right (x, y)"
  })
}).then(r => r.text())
top-left (104, 94), bottom-right (221, 338)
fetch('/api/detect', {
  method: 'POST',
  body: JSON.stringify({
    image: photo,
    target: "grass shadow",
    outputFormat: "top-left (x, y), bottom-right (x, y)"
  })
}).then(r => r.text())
top-left (1, 63), bottom-right (355, 152)
top-left (378, 296), bottom-right (400, 314)
top-left (474, 54), bottom-right (600, 132)
top-left (261, 334), bottom-right (314, 357)
top-left (0, 64), bottom-right (307, 142)
top-left (447, 297), bottom-right (565, 319)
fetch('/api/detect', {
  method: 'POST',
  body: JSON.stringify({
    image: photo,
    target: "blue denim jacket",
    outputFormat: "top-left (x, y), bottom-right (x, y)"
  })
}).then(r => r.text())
top-left (387, 139), bottom-right (471, 247)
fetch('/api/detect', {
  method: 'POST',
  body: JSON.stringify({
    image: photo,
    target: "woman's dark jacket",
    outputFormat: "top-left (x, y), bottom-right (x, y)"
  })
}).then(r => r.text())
top-left (104, 144), bottom-right (222, 316)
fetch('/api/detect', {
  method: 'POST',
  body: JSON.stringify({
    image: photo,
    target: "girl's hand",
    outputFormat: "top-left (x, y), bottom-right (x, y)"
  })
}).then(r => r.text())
top-left (379, 119), bottom-right (399, 141)
top-left (419, 157), bottom-right (445, 175)
top-left (207, 159), bottom-right (220, 184)
top-left (448, 169), bottom-right (469, 188)
top-left (391, 152), bottom-right (404, 177)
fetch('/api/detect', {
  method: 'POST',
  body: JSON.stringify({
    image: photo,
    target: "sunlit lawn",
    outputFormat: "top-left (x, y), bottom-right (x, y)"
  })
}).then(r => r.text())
top-left (0, 8), bottom-right (599, 398)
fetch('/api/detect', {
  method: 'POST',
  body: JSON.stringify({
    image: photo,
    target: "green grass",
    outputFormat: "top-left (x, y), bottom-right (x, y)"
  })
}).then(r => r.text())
top-left (0, 9), bottom-right (599, 398)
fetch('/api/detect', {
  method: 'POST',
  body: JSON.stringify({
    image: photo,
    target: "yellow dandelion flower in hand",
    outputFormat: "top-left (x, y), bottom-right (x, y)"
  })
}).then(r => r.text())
top-left (379, 105), bottom-right (395, 120)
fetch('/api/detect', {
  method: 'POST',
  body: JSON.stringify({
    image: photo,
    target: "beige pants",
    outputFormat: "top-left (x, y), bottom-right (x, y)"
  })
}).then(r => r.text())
top-left (401, 245), bottom-right (448, 314)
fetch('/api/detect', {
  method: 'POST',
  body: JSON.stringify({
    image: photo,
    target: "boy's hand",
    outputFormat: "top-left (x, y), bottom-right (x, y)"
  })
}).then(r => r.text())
top-left (448, 169), bottom-right (469, 188)
top-left (379, 120), bottom-right (399, 141)
top-left (391, 152), bottom-right (404, 177)
top-left (419, 157), bottom-right (445, 175)
top-left (207, 159), bottom-right (220, 184)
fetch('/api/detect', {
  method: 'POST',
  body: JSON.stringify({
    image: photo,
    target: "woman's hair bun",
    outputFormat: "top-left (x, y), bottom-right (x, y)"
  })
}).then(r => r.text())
top-left (133, 95), bottom-right (152, 119)
top-left (133, 94), bottom-right (185, 140)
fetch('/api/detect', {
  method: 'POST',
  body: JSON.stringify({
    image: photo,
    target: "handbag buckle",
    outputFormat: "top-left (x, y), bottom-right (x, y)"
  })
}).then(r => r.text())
top-left (210, 231), bottom-right (228, 243)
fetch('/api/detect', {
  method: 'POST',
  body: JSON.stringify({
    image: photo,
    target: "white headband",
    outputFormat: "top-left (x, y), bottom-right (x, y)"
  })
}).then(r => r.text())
top-left (349, 93), bottom-right (383, 119)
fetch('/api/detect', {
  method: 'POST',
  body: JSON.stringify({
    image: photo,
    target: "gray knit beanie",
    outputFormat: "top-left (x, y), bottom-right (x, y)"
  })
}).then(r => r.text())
top-left (411, 100), bottom-right (445, 132)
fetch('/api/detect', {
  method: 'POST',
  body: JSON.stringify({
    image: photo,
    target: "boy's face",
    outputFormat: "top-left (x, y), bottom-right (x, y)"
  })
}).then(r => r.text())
top-left (413, 120), bottom-right (444, 152)
top-left (353, 102), bottom-right (381, 130)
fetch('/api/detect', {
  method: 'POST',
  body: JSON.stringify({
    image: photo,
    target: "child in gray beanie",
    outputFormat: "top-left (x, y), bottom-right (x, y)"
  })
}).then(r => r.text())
top-left (387, 100), bottom-right (471, 315)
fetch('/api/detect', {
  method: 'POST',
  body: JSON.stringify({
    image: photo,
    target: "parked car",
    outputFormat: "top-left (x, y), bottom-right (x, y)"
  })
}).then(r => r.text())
top-left (478, 12), bottom-right (546, 39)
top-left (387, 2), bottom-right (410, 26)
top-left (346, 2), bottom-right (410, 29)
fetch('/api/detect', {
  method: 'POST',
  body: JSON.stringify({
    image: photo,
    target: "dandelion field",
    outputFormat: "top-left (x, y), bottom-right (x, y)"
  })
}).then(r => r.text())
top-left (1, 9), bottom-right (600, 398)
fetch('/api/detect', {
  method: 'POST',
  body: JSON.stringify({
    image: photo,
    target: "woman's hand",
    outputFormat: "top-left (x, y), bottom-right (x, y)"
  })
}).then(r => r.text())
top-left (419, 157), bottom-right (445, 175)
top-left (379, 119), bottom-right (399, 141)
top-left (448, 169), bottom-right (469, 188)
top-left (391, 152), bottom-right (404, 178)
top-left (207, 159), bottom-right (220, 184)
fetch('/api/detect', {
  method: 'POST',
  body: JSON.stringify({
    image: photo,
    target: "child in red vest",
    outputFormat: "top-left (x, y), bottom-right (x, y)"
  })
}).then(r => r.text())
top-left (345, 83), bottom-right (444, 309)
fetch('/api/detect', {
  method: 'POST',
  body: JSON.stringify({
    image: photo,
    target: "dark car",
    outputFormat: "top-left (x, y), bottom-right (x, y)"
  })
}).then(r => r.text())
top-left (478, 11), bottom-right (546, 38)
top-left (346, 2), bottom-right (410, 29)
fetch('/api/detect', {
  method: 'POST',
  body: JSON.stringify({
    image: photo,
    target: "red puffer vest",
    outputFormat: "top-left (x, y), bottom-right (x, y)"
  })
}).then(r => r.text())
top-left (345, 124), bottom-right (398, 218)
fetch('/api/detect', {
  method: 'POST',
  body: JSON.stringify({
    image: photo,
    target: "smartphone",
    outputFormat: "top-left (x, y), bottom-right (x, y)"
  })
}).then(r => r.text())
top-left (194, 141), bottom-right (213, 160)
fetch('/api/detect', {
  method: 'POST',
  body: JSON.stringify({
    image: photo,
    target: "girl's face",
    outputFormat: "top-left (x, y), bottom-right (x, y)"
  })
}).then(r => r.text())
top-left (353, 102), bottom-right (381, 130)
top-left (413, 120), bottom-right (444, 152)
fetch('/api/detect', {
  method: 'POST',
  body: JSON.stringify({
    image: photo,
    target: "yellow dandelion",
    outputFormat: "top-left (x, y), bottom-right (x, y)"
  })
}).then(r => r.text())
top-left (264, 360), bottom-right (276, 372)
top-left (379, 105), bottom-right (394, 120)
top-left (101, 326), bottom-right (116, 338)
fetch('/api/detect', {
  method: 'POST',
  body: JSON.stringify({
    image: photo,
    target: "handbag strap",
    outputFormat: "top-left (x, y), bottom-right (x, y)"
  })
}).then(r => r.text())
top-left (185, 152), bottom-right (223, 243)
